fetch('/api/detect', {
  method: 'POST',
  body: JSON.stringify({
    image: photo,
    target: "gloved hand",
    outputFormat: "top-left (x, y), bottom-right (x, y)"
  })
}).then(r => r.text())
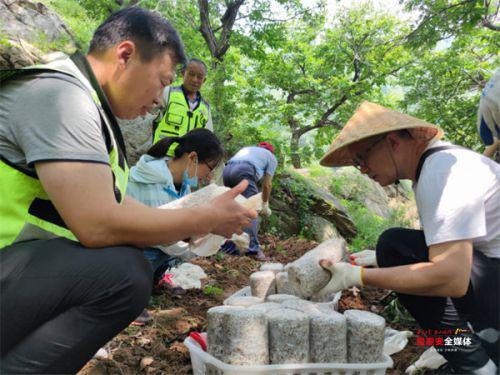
top-left (261, 201), bottom-right (272, 217)
top-left (350, 249), bottom-right (378, 267)
top-left (312, 260), bottom-right (364, 299)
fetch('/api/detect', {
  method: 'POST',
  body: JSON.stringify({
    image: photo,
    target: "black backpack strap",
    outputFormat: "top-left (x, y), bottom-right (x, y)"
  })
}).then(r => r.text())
top-left (416, 145), bottom-right (462, 182)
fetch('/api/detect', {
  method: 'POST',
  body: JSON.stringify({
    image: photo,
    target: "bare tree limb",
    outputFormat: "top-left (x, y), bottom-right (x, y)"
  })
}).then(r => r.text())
top-left (286, 89), bottom-right (316, 103)
top-left (198, 0), bottom-right (245, 67)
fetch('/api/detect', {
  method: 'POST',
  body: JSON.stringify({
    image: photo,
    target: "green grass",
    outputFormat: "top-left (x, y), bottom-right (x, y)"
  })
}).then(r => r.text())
top-left (203, 285), bottom-right (223, 296)
top-left (342, 199), bottom-right (411, 252)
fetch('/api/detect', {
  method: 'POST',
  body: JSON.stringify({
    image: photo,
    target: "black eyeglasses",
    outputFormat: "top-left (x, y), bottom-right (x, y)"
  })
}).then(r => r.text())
top-left (203, 160), bottom-right (220, 173)
top-left (353, 135), bottom-right (387, 171)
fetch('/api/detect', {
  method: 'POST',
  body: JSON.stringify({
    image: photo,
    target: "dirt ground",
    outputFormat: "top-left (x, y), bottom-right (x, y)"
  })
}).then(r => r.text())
top-left (79, 235), bottom-right (425, 375)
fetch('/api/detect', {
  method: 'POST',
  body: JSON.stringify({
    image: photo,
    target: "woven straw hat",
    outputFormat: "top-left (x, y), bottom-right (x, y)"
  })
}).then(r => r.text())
top-left (320, 101), bottom-right (444, 167)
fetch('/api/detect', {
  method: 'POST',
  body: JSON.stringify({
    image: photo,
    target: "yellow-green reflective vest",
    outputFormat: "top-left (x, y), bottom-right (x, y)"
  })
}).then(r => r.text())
top-left (152, 86), bottom-right (210, 155)
top-left (0, 53), bottom-right (129, 249)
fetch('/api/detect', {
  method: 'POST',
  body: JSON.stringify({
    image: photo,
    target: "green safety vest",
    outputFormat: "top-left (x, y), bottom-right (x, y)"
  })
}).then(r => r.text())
top-left (152, 86), bottom-right (210, 155)
top-left (0, 53), bottom-right (129, 249)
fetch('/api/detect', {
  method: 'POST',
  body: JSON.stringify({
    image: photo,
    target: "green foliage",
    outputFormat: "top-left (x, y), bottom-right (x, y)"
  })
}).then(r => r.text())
top-left (325, 167), bottom-right (412, 251)
top-left (274, 171), bottom-right (317, 239)
top-left (41, 0), bottom-right (103, 50)
top-left (382, 293), bottom-right (416, 324)
top-left (203, 284), bottom-right (224, 296)
top-left (214, 251), bottom-right (226, 262)
top-left (404, 0), bottom-right (497, 48)
top-left (342, 199), bottom-right (410, 252)
top-left (31, 32), bottom-right (74, 54)
top-left (398, 25), bottom-right (499, 150)
top-left (36, 0), bottom-right (498, 163)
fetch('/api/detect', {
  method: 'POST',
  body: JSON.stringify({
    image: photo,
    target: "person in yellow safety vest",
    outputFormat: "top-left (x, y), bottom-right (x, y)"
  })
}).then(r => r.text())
top-left (152, 58), bottom-right (213, 155)
top-left (0, 7), bottom-right (256, 374)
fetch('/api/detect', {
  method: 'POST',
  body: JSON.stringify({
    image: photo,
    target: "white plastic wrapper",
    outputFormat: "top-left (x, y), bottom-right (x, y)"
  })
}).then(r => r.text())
top-left (168, 263), bottom-right (207, 289)
top-left (158, 184), bottom-right (262, 256)
top-left (405, 346), bottom-right (447, 374)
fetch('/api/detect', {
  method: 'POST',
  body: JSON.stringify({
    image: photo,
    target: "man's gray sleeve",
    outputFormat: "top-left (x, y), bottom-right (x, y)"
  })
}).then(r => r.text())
top-left (10, 75), bottom-right (109, 166)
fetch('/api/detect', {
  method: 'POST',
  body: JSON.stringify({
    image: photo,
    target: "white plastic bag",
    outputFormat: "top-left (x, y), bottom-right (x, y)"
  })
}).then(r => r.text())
top-left (405, 347), bottom-right (447, 374)
top-left (159, 184), bottom-right (262, 256)
top-left (168, 263), bottom-right (208, 289)
top-left (383, 327), bottom-right (413, 356)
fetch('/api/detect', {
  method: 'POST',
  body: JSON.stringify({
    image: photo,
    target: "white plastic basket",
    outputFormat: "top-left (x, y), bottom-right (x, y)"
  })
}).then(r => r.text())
top-left (184, 336), bottom-right (393, 375)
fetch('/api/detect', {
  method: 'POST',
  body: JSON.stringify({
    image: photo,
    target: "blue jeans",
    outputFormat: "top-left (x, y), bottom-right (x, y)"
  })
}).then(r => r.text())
top-left (143, 248), bottom-right (181, 281)
top-left (222, 161), bottom-right (260, 254)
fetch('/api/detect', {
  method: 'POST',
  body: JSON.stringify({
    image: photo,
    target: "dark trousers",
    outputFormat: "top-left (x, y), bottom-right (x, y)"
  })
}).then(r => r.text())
top-left (377, 228), bottom-right (499, 372)
top-left (0, 237), bottom-right (153, 374)
top-left (222, 161), bottom-right (260, 253)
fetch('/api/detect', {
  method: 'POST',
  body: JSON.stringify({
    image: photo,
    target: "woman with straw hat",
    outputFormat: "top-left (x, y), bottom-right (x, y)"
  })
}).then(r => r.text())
top-left (314, 101), bottom-right (499, 374)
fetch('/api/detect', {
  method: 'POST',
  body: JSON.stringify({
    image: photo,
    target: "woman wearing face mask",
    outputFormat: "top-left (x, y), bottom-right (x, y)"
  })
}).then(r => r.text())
top-left (127, 128), bottom-right (224, 208)
top-left (126, 128), bottom-right (225, 323)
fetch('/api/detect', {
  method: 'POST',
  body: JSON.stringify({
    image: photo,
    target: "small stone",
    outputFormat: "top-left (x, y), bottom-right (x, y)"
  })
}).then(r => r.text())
top-left (93, 348), bottom-right (109, 360)
top-left (140, 356), bottom-right (154, 370)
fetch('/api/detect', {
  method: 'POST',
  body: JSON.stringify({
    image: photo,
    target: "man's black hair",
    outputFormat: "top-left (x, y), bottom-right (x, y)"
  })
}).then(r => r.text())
top-left (88, 6), bottom-right (186, 64)
top-left (148, 128), bottom-right (225, 164)
top-left (181, 58), bottom-right (208, 74)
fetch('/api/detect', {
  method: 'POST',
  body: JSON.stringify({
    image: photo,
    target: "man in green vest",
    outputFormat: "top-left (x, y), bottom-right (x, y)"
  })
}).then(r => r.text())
top-left (152, 58), bottom-right (213, 155)
top-left (0, 7), bottom-right (256, 374)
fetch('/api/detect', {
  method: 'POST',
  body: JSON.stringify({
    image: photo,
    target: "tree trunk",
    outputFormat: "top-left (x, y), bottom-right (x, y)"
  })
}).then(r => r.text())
top-left (290, 131), bottom-right (301, 168)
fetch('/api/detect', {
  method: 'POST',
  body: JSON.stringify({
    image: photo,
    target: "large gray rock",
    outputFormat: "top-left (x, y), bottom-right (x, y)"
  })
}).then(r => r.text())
top-left (117, 114), bottom-right (155, 166)
top-left (0, 0), bottom-right (76, 68)
top-left (271, 173), bottom-right (356, 240)
top-left (308, 215), bottom-right (343, 242)
top-left (332, 167), bottom-right (392, 219)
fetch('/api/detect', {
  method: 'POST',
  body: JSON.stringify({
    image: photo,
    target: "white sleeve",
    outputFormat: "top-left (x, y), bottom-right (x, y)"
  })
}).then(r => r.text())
top-left (416, 154), bottom-right (487, 246)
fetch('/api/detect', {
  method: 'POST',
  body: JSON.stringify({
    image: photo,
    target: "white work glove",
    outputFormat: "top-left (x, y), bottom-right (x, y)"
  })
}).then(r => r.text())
top-left (261, 202), bottom-right (272, 217)
top-left (350, 250), bottom-right (378, 267)
top-left (313, 260), bottom-right (364, 299)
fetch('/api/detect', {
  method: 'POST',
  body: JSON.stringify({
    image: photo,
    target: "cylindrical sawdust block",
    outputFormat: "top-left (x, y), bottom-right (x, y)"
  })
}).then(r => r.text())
top-left (266, 294), bottom-right (300, 303)
top-left (260, 262), bottom-right (284, 274)
top-left (248, 302), bottom-right (281, 313)
top-left (207, 305), bottom-right (242, 360)
top-left (250, 270), bottom-right (276, 298)
top-left (275, 271), bottom-right (300, 296)
top-left (267, 308), bottom-right (310, 364)
top-left (221, 308), bottom-right (269, 365)
top-left (310, 311), bottom-right (347, 363)
top-left (281, 299), bottom-right (332, 316)
top-left (224, 295), bottom-right (263, 307)
top-left (286, 238), bottom-right (347, 298)
top-left (344, 309), bottom-right (385, 363)
top-left (314, 301), bottom-right (336, 314)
